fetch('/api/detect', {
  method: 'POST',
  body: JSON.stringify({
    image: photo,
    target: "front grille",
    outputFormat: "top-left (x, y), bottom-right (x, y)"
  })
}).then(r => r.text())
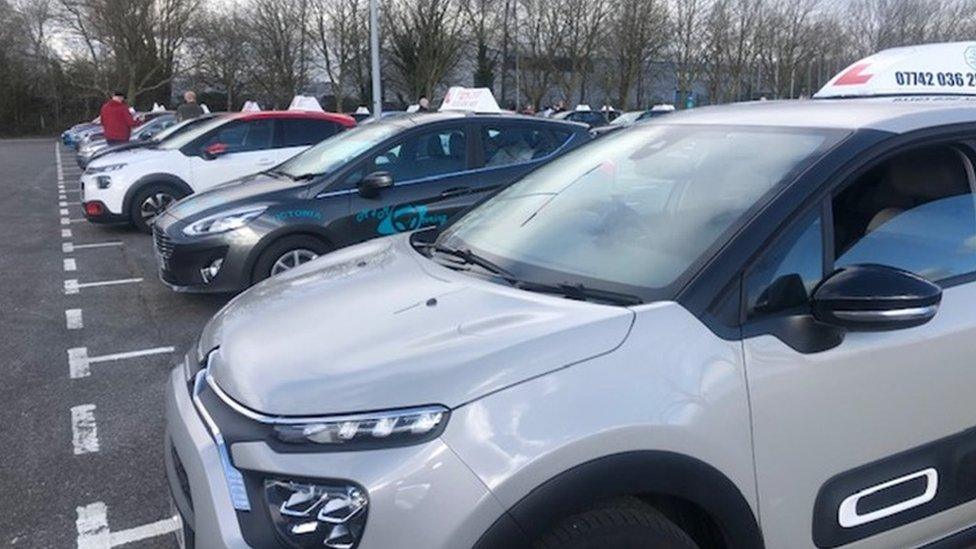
top-left (171, 443), bottom-right (194, 511)
top-left (154, 227), bottom-right (175, 259)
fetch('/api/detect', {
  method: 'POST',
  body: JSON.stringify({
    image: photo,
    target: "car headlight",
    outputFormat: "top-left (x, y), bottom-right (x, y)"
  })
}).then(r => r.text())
top-left (183, 207), bottom-right (266, 236)
top-left (265, 480), bottom-right (368, 549)
top-left (272, 405), bottom-right (449, 448)
top-left (86, 163), bottom-right (126, 174)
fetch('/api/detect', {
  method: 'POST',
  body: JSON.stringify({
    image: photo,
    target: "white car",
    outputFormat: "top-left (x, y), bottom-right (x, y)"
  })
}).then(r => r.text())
top-left (79, 111), bottom-right (355, 232)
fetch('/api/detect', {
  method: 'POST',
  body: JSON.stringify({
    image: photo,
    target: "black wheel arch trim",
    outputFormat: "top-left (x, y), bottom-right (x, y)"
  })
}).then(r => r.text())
top-left (473, 450), bottom-right (764, 549)
top-left (122, 173), bottom-right (194, 215)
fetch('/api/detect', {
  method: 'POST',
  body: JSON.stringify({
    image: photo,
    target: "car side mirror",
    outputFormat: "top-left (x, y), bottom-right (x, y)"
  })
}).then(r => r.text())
top-left (203, 142), bottom-right (228, 160)
top-left (811, 264), bottom-right (941, 331)
top-left (357, 171), bottom-right (393, 198)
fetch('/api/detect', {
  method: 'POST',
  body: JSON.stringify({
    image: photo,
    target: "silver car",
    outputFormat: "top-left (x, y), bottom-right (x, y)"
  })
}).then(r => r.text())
top-left (165, 55), bottom-right (976, 549)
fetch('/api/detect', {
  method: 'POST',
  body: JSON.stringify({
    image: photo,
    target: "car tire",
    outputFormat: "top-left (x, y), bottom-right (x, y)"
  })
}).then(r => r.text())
top-left (130, 183), bottom-right (185, 233)
top-left (252, 235), bottom-right (333, 284)
top-left (535, 498), bottom-right (700, 549)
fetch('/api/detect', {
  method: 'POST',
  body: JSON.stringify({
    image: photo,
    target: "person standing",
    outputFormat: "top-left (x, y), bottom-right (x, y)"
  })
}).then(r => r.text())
top-left (100, 91), bottom-right (139, 146)
top-left (177, 91), bottom-right (205, 122)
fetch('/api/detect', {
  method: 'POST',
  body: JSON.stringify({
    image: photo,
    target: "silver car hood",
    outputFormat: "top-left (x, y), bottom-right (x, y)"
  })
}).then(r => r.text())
top-left (202, 235), bottom-right (635, 416)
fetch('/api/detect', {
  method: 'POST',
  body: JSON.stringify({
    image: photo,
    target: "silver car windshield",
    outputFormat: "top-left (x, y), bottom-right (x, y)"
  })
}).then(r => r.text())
top-left (275, 122), bottom-right (402, 178)
top-left (438, 124), bottom-right (844, 294)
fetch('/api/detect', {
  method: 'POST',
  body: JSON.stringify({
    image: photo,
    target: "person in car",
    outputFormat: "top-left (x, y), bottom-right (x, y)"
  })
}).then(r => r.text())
top-left (99, 91), bottom-right (139, 146)
top-left (176, 91), bottom-right (204, 122)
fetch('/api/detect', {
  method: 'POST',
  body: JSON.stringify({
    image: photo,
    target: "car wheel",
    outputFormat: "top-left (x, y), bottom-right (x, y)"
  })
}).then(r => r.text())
top-left (535, 498), bottom-right (699, 549)
top-left (130, 184), bottom-right (184, 233)
top-left (252, 235), bottom-right (332, 284)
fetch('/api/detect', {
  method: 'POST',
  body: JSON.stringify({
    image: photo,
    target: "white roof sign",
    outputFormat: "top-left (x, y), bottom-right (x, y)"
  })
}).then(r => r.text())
top-left (816, 42), bottom-right (976, 99)
top-left (241, 101), bottom-right (262, 112)
top-left (440, 87), bottom-right (501, 113)
top-left (288, 95), bottom-right (324, 112)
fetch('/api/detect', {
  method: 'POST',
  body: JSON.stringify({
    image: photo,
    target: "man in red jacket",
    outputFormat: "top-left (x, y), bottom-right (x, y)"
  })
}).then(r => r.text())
top-left (99, 91), bottom-right (139, 145)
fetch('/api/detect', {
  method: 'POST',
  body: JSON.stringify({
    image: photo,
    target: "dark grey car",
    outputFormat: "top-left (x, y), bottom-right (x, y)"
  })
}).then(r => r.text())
top-left (153, 112), bottom-right (590, 292)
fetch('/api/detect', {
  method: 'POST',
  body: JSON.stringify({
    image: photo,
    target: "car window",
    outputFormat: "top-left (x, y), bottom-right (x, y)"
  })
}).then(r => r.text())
top-left (204, 119), bottom-right (274, 154)
top-left (371, 126), bottom-right (467, 182)
top-left (483, 125), bottom-right (563, 168)
top-left (833, 145), bottom-right (976, 282)
top-left (276, 119), bottom-right (339, 148)
top-left (440, 124), bottom-right (842, 295)
top-left (745, 211), bottom-right (823, 319)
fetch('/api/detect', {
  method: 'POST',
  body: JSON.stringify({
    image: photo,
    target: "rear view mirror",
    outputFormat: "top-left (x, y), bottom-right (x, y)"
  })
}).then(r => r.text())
top-left (203, 142), bottom-right (228, 160)
top-left (357, 171), bottom-right (393, 198)
top-left (811, 264), bottom-right (941, 331)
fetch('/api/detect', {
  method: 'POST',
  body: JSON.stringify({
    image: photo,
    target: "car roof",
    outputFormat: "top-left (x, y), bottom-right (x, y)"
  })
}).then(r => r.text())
top-left (661, 96), bottom-right (976, 133)
top-left (233, 110), bottom-right (357, 127)
top-left (374, 111), bottom-right (589, 130)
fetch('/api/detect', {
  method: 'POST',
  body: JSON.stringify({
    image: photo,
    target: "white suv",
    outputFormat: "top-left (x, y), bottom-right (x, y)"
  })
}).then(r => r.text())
top-left (79, 111), bottom-right (355, 232)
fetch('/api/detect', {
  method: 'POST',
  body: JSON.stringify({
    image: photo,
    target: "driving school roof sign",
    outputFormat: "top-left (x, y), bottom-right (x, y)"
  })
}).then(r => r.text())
top-left (439, 87), bottom-right (502, 113)
top-left (815, 42), bottom-right (976, 99)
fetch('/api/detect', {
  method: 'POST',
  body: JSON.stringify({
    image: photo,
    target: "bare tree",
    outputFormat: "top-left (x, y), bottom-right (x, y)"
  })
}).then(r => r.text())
top-left (516, 0), bottom-right (563, 109)
top-left (384, 0), bottom-right (466, 101)
top-left (459, 0), bottom-right (501, 90)
top-left (312, 0), bottom-right (368, 112)
top-left (606, 0), bottom-right (669, 108)
top-left (670, 0), bottom-right (709, 107)
top-left (190, 7), bottom-right (251, 110)
top-left (557, 0), bottom-right (608, 103)
top-left (56, 0), bottom-right (199, 106)
top-left (248, 0), bottom-right (312, 108)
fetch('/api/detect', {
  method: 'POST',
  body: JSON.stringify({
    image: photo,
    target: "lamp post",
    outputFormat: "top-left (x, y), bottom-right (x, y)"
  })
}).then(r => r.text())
top-left (370, 0), bottom-right (382, 116)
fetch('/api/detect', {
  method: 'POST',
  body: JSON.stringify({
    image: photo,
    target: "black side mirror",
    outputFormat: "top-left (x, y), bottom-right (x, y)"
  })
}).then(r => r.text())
top-left (357, 171), bottom-right (393, 198)
top-left (811, 264), bottom-right (941, 331)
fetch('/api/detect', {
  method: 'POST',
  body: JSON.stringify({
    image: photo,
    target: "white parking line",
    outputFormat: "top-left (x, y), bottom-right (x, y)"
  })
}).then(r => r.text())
top-left (64, 277), bottom-right (143, 295)
top-left (62, 229), bottom-right (73, 238)
top-left (60, 201), bottom-right (68, 207)
top-left (60, 208), bottom-right (69, 215)
top-left (76, 502), bottom-right (180, 549)
top-left (68, 346), bottom-right (176, 378)
top-left (70, 404), bottom-right (99, 454)
top-left (61, 217), bottom-right (70, 225)
top-left (69, 218), bottom-right (88, 224)
top-left (66, 309), bottom-right (83, 329)
top-left (64, 258), bottom-right (77, 271)
top-left (62, 241), bottom-right (123, 253)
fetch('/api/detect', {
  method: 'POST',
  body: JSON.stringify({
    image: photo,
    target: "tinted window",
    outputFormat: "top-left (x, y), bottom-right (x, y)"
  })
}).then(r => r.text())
top-left (202, 119), bottom-right (274, 153)
top-left (276, 119), bottom-right (339, 148)
top-left (833, 145), bottom-right (976, 281)
top-left (745, 211), bottom-right (823, 319)
top-left (482, 125), bottom-right (564, 168)
top-left (372, 126), bottom-right (467, 182)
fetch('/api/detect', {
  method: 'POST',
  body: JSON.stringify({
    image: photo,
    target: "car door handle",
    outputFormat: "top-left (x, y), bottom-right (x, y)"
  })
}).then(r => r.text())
top-left (440, 186), bottom-right (470, 198)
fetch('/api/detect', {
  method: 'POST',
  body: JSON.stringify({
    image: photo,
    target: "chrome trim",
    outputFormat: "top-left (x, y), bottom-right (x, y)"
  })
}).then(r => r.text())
top-left (833, 304), bottom-right (937, 322)
top-left (192, 365), bottom-right (251, 511)
top-left (315, 189), bottom-right (357, 199)
top-left (838, 468), bottom-right (938, 528)
top-left (204, 369), bottom-right (448, 426)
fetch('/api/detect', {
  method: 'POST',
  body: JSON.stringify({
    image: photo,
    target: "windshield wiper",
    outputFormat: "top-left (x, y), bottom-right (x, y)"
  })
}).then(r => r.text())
top-left (422, 243), bottom-right (517, 282)
top-left (291, 173), bottom-right (320, 181)
top-left (514, 281), bottom-right (644, 306)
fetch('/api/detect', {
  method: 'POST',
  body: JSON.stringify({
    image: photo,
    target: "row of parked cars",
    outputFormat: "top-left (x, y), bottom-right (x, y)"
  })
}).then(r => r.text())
top-left (70, 43), bottom-right (976, 549)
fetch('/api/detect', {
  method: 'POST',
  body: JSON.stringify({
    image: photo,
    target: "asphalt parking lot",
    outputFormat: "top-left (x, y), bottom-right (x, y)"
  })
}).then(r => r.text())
top-left (0, 139), bottom-right (231, 548)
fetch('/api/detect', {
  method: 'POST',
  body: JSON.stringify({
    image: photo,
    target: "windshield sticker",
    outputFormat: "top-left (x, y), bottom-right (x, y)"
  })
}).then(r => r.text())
top-left (356, 204), bottom-right (449, 235)
top-left (274, 209), bottom-right (322, 222)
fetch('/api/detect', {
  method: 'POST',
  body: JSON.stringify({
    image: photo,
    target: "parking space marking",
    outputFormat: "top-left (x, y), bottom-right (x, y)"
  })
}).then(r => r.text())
top-left (60, 201), bottom-right (68, 207)
top-left (64, 277), bottom-right (143, 295)
top-left (68, 346), bottom-right (176, 378)
top-left (62, 241), bottom-right (123, 253)
top-left (60, 208), bottom-right (69, 215)
top-left (64, 258), bottom-right (77, 271)
top-left (66, 309), bottom-right (83, 330)
top-left (61, 217), bottom-right (70, 225)
top-left (69, 218), bottom-right (87, 223)
top-left (70, 404), bottom-right (99, 454)
top-left (76, 502), bottom-right (179, 549)
top-left (62, 229), bottom-right (73, 238)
